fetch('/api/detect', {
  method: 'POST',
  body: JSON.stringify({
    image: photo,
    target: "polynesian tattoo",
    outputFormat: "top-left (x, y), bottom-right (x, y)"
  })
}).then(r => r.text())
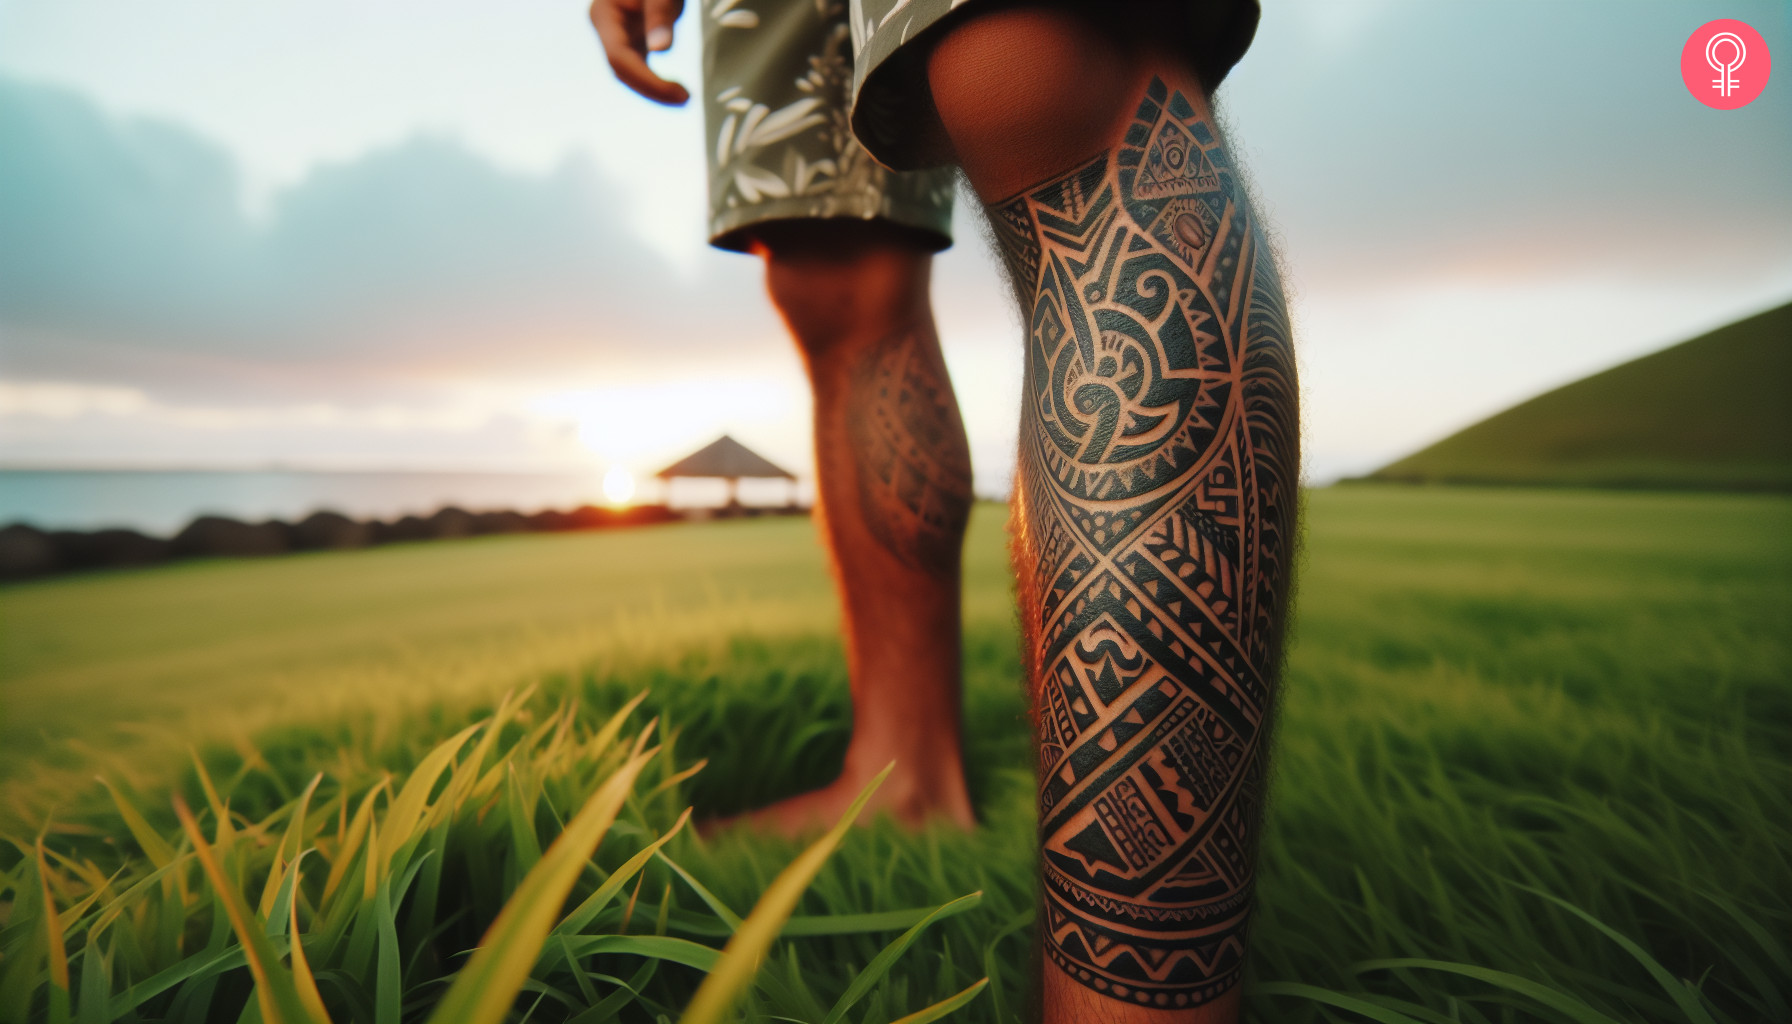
top-left (989, 78), bottom-right (1299, 1007)
top-left (847, 329), bottom-right (974, 573)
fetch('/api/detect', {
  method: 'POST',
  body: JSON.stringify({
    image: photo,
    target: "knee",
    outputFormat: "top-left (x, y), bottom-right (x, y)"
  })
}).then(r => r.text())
top-left (925, 6), bottom-right (1145, 198)
top-left (754, 221), bottom-right (935, 354)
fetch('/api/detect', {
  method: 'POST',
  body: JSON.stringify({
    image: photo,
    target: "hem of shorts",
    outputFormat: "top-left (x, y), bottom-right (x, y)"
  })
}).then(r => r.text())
top-left (846, 8), bottom-right (964, 172)
top-left (849, 1), bottom-right (1263, 172)
top-left (708, 197), bottom-right (954, 253)
top-left (848, 76), bottom-right (944, 173)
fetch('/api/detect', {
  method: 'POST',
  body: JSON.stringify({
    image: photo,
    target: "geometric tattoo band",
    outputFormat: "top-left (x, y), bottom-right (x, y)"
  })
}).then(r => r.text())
top-left (991, 78), bottom-right (1299, 1007)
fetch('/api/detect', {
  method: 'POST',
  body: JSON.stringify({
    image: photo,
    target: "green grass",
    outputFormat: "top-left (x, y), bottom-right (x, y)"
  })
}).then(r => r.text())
top-left (1, 489), bottom-right (1788, 1022)
top-left (1369, 300), bottom-right (1792, 490)
top-left (0, 503), bottom-right (1016, 825)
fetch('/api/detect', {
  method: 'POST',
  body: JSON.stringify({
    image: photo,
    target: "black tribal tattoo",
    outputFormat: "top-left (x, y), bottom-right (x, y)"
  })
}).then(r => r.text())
top-left (848, 329), bottom-right (974, 572)
top-left (991, 78), bottom-right (1298, 1007)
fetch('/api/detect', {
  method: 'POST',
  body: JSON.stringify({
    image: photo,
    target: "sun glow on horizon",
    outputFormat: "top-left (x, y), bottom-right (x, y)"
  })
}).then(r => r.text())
top-left (602, 467), bottom-right (636, 506)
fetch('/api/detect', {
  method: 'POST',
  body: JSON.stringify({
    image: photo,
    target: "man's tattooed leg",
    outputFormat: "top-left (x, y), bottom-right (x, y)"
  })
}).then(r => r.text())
top-left (991, 77), bottom-right (1299, 1008)
top-left (849, 328), bottom-right (975, 572)
top-left (725, 222), bottom-right (977, 835)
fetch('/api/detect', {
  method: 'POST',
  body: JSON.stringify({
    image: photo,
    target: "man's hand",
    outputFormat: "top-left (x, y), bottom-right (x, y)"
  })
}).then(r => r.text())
top-left (589, 0), bottom-right (689, 105)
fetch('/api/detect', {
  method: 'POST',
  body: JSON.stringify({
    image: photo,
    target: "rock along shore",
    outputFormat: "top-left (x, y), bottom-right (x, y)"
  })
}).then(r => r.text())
top-left (0, 503), bottom-right (807, 581)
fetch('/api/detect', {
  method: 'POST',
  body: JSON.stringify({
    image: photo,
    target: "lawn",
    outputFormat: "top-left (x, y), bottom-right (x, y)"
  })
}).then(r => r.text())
top-left (1, 487), bottom-right (1787, 1023)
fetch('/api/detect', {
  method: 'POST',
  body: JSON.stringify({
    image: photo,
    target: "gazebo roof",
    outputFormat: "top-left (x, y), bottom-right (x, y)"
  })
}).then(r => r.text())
top-left (655, 435), bottom-right (795, 480)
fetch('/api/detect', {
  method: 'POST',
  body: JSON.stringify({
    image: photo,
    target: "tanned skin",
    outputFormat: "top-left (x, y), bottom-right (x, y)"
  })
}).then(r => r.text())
top-left (746, 222), bottom-right (977, 834)
top-left (591, 1), bottom-right (1297, 1018)
top-left (931, 8), bottom-right (1298, 1020)
top-left (589, 0), bottom-right (978, 835)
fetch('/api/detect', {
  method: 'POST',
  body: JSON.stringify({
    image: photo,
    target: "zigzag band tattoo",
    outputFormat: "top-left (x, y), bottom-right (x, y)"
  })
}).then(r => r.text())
top-left (991, 77), bottom-right (1298, 1007)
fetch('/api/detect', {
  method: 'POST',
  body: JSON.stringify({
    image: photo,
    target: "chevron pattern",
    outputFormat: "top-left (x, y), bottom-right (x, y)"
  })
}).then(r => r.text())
top-left (992, 76), bottom-right (1299, 1009)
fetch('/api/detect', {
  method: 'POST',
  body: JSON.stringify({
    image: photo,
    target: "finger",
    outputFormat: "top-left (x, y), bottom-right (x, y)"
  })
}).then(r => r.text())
top-left (613, 0), bottom-right (648, 52)
top-left (643, 0), bottom-right (684, 52)
top-left (589, 0), bottom-right (641, 46)
top-left (611, 47), bottom-right (691, 105)
top-left (590, 0), bottom-right (652, 58)
top-left (590, 0), bottom-right (690, 104)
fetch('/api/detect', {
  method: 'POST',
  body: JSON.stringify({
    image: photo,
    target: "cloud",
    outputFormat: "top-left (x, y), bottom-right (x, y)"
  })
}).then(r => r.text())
top-left (0, 78), bottom-right (244, 331)
top-left (5, 1), bottom-right (1789, 484)
top-left (0, 74), bottom-right (773, 402)
top-left (0, 383), bottom-right (592, 472)
top-left (1224, 1), bottom-right (1792, 286)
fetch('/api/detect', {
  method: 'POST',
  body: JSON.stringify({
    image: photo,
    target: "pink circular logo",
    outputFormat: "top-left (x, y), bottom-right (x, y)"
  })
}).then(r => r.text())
top-left (1682, 20), bottom-right (1771, 109)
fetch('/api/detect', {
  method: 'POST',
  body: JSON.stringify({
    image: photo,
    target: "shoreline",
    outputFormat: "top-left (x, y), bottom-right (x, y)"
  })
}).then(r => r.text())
top-left (0, 502), bottom-right (810, 580)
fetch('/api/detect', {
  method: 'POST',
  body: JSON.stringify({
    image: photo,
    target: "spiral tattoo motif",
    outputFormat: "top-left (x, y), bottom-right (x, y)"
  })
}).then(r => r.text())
top-left (991, 78), bottom-right (1299, 1008)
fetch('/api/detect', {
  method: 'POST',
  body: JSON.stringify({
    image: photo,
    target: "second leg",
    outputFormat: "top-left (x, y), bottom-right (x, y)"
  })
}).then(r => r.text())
top-left (739, 219), bottom-right (977, 835)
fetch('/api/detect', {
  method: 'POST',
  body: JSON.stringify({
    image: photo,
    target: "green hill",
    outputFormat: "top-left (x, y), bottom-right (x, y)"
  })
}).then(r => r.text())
top-left (1370, 301), bottom-right (1792, 490)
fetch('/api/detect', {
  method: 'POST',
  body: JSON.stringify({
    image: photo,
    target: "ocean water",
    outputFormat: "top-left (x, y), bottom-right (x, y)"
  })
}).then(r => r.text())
top-left (0, 470), bottom-right (625, 537)
top-left (0, 470), bottom-right (810, 536)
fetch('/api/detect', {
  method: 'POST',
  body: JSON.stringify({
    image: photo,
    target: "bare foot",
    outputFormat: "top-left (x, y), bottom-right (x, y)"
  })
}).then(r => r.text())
top-left (702, 760), bottom-right (976, 839)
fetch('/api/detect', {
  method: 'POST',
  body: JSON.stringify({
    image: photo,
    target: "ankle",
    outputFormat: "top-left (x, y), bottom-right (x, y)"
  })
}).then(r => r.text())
top-left (843, 743), bottom-right (971, 808)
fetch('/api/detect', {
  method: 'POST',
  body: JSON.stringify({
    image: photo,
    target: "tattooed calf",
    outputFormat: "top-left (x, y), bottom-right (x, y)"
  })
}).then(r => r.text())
top-left (848, 329), bottom-right (974, 572)
top-left (992, 77), bottom-right (1298, 1008)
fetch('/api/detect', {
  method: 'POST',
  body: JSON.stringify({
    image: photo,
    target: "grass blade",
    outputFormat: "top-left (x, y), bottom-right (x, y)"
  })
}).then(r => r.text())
top-left (980, 908), bottom-right (1033, 1024)
top-left (508, 763), bottom-right (545, 874)
top-left (597, 691), bottom-right (652, 749)
top-left (264, 850), bottom-right (308, 943)
top-left (443, 687), bottom-right (533, 812)
top-left (676, 762), bottom-right (893, 1024)
top-left (0, 852), bottom-right (49, 1022)
top-left (886, 977), bottom-right (989, 1024)
top-left (188, 748), bottom-right (233, 845)
top-left (822, 892), bottom-right (984, 1024)
top-left (322, 779), bottom-right (388, 903)
top-left (173, 796), bottom-right (324, 1024)
top-left (423, 739), bottom-right (657, 1024)
top-left (1354, 959), bottom-right (1624, 1024)
top-left (556, 934), bottom-right (723, 971)
top-left (75, 937), bottom-right (109, 1024)
top-left (278, 774), bottom-right (324, 863)
top-left (552, 808), bottom-right (692, 939)
top-left (97, 778), bottom-right (176, 869)
top-left (36, 840), bottom-right (71, 1024)
top-left (288, 874), bottom-right (331, 1024)
top-left (646, 758), bottom-right (709, 799)
top-left (656, 901), bottom-right (989, 941)
top-left (785, 902), bottom-right (986, 938)
top-left (374, 875), bottom-right (402, 1024)
top-left (259, 853), bottom-right (291, 923)
top-left (1693, 887), bottom-right (1790, 1022)
top-left (380, 723), bottom-right (480, 870)
top-left (1512, 884), bottom-right (1721, 1024)
top-left (656, 851), bottom-right (744, 933)
top-left (107, 946), bottom-right (246, 1018)
top-left (565, 959), bottom-right (658, 1024)
top-left (1256, 982), bottom-right (1429, 1024)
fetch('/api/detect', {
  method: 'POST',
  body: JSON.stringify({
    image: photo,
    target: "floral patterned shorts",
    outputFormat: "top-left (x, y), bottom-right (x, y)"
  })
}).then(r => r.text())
top-left (701, 0), bottom-right (1259, 253)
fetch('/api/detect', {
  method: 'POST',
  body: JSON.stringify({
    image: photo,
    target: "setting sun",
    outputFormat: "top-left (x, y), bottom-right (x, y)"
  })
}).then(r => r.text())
top-left (602, 467), bottom-right (636, 506)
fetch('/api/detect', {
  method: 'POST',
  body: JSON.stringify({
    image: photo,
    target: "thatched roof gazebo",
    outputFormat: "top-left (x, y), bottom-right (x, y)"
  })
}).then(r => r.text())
top-left (656, 435), bottom-right (796, 508)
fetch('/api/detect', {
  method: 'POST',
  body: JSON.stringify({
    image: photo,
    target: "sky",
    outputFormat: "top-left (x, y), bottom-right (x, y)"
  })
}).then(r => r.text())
top-left (1, 0), bottom-right (1788, 492)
